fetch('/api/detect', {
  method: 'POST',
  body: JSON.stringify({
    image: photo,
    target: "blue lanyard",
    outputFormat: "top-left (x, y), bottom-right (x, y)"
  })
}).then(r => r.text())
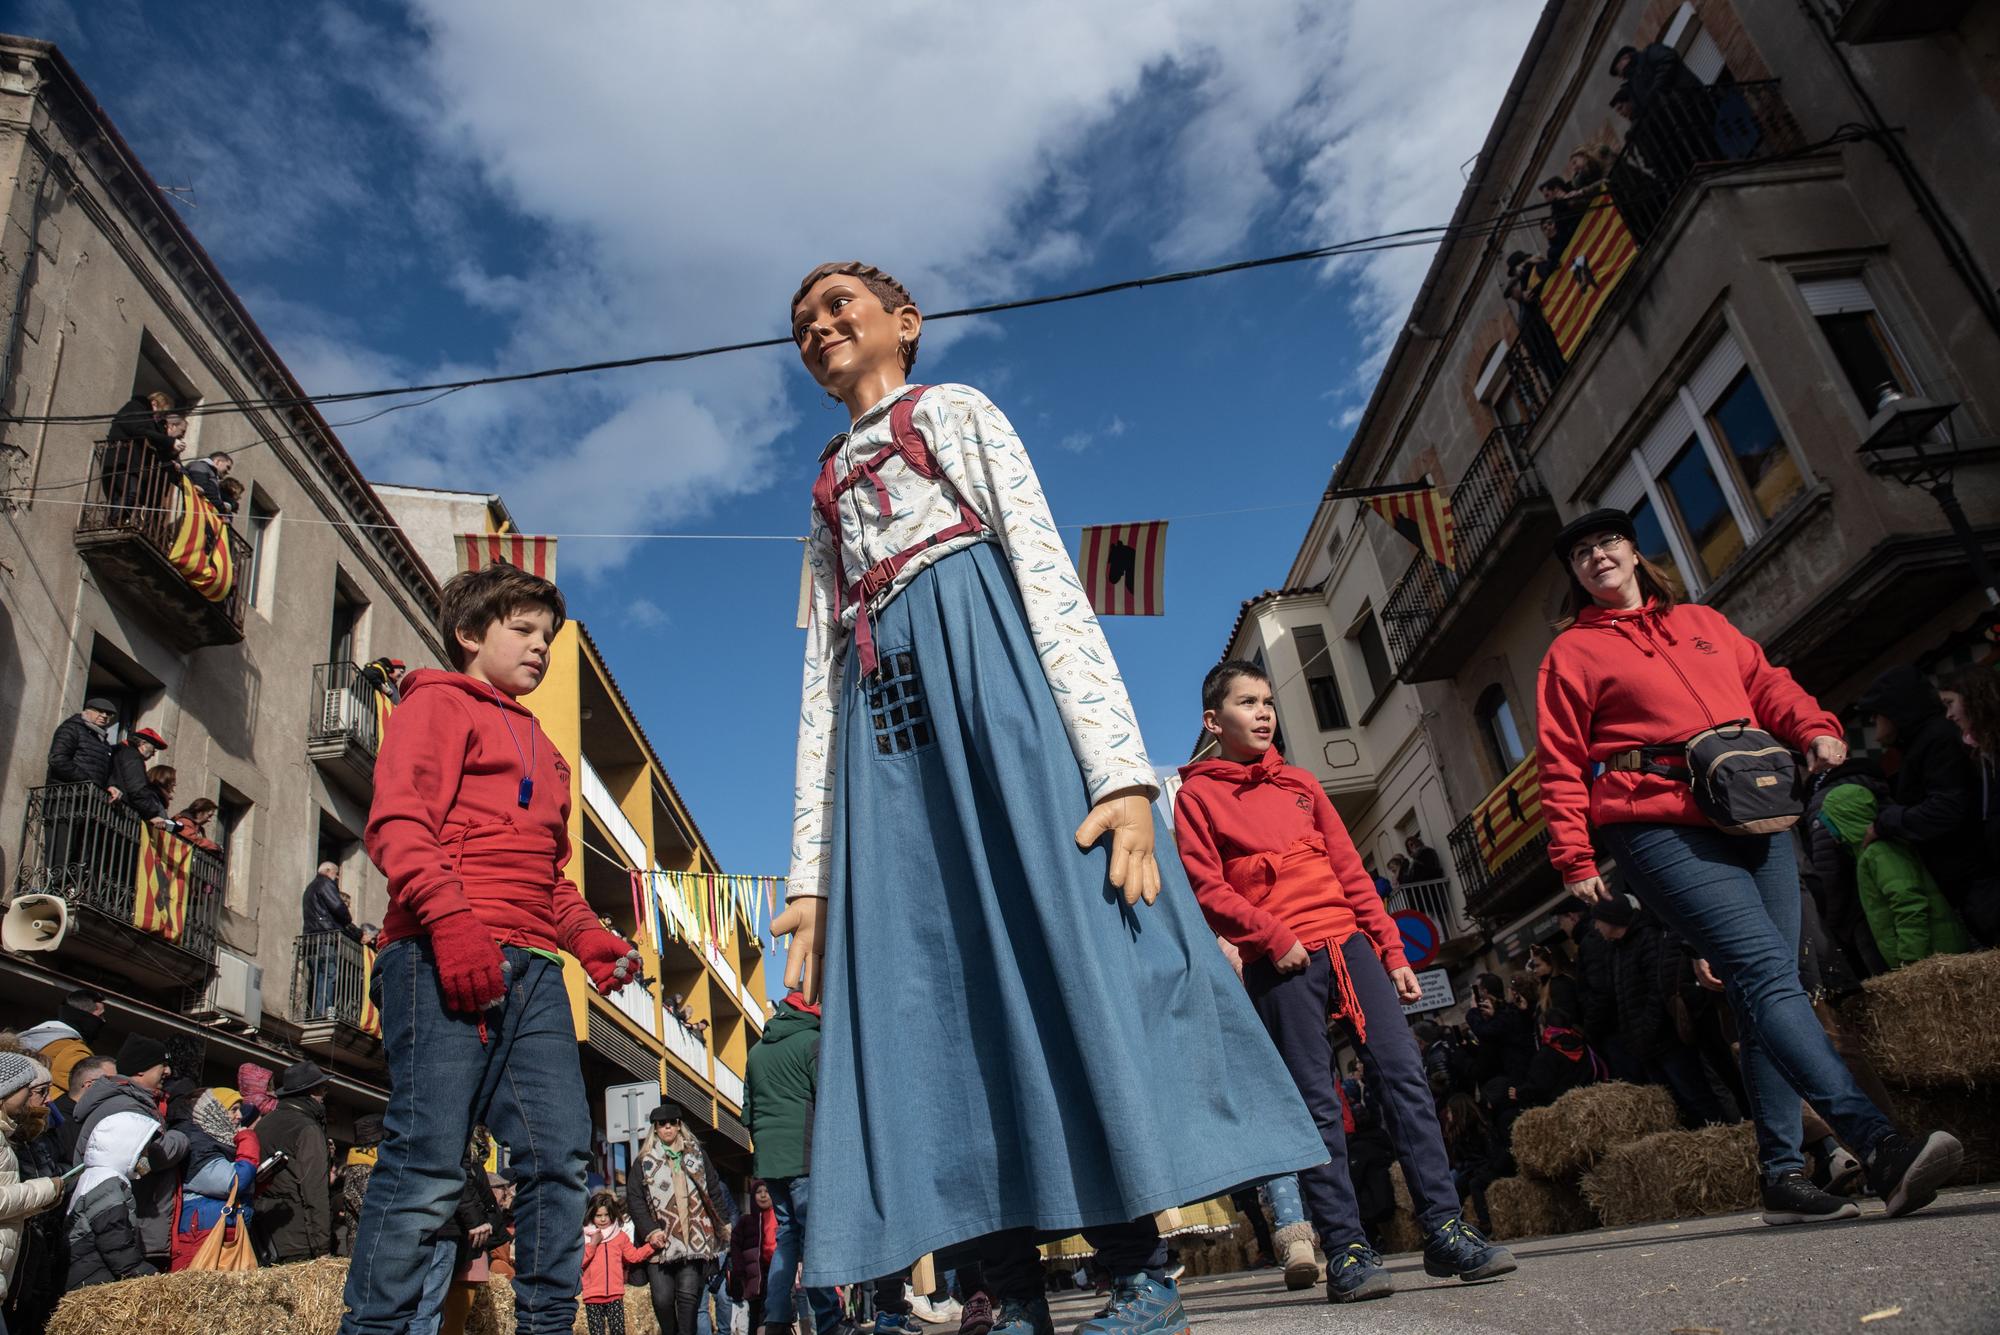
top-left (489, 691), bottom-right (536, 808)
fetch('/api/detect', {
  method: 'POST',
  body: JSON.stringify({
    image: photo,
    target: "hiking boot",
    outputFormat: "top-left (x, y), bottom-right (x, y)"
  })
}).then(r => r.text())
top-left (1760, 1171), bottom-right (1862, 1226)
top-left (1867, 1130), bottom-right (1965, 1218)
top-left (1810, 1145), bottom-right (1864, 1197)
top-left (957, 1293), bottom-right (995, 1335)
top-left (1421, 1216), bottom-right (1516, 1282)
top-left (1072, 1275), bottom-right (1191, 1335)
top-left (986, 1297), bottom-right (1053, 1335)
top-left (1325, 1242), bottom-right (1393, 1303)
top-left (1274, 1222), bottom-right (1319, 1291)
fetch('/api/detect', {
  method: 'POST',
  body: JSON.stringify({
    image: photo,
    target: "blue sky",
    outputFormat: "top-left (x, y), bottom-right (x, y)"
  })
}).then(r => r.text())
top-left (24, 0), bottom-right (1542, 981)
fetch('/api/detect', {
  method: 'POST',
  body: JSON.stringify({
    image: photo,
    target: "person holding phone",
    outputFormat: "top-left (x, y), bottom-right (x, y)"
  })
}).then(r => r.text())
top-left (2, 1054), bottom-right (68, 1308)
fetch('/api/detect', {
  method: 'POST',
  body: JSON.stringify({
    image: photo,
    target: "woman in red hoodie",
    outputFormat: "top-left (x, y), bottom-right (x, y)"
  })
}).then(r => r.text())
top-left (1537, 508), bottom-right (1961, 1225)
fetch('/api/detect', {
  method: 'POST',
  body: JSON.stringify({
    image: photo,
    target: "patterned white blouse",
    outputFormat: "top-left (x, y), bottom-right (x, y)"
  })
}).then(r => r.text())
top-left (787, 382), bottom-right (1159, 900)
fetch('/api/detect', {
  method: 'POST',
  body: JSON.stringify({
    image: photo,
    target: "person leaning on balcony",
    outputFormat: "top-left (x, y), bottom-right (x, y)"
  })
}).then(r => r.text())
top-left (45, 697), bottom-right (118, 790)
top-left (360, 657), bottom-right (408, 704)
top-left (1607, 43), bottom-right (1707, 120)
top-left (172, 799), bottom-right (222, 853)
top-left (1402, 835), bottom-right (1445, 885)
top-left (144, 766), bottom-right (178, 824)
top-left (303, 863), bottom-right (362, 942)
top-left (103, 391), bottom-right (180, 510)
top-left (181, 450), bottom-right (235, 512)
top-left (107, 728), bottom-right (171, 827)
top-left (1535, 507), bottom-right (1966, 1227)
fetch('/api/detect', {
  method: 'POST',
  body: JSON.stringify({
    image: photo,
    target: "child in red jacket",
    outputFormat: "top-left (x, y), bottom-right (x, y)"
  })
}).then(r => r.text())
top-left (340, 565), bottom-right (640, 1335)
top-left (1174, 660), bottom-right (1516, 1304)
top-left (581, 1191), bottom-right (653, 1335)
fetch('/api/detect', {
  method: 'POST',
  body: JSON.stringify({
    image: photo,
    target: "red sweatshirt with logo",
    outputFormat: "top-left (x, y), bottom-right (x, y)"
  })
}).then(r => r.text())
top-left (367, 668), bottom-right (600, 953)
top-left (1536, 601), bottom-right (1842, 883)
top-left (1174, 749), bottom-right (1408, 971)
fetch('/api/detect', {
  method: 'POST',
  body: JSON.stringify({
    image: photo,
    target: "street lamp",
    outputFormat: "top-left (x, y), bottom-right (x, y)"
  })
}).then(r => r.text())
top-left (1859, 384), bottom-right (2000, 607)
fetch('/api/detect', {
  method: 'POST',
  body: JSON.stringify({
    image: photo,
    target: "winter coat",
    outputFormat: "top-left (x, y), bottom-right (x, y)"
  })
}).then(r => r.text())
top-left (1604, 917), bottom-right (1683, 1063)
top-left (1803, 768), bottom-right (1890, 971)
top-left (0, 1110), bottom-right (64, 1302)
top-left (65, 1110), bottom-right (158, 1290)
top-left (725, 1206), bottom-right (772, 1302)
top-left (181, 459), bottom-right (229, 511)
top-left (1537, 601), bottom-right (1841, 882)
top-left (1624, 42), bottom-right (1708, 115)
top-left (580, 1224), bottom-right (652, 1304)
top-left (1518, 1027), bottom-right (1603, 1108)
top-left (1818, 784), bottom-right (1975, 969)
top-left (626, 1131), bottom-right (735, 1263)
top-left (743, 999), bottom-right (820, 1181)
top-left (1466, 1003), bottom-right (1535, 1085)
top-left (1568, 924), bottom-right (1618, 1041)
top-left (73, 1076), bottom-right (185, 1260)
top-left (1860, 666), bottom-right (1990, 887)
top-left (108, 744), bottom-right (167, 822)
top-left (431, 1144), bottom-right (507, 1253)
top-left (46, 714), bottom-right (114, 787)
top-left (17, 1020), bottom-right (95, 1098)
top-left (251, 1095), bottom-right (330, 1261)
top-left (301, 874), bottom-right (360, 939)
top-left (366, 669), bottom-right (599, 954)
top-left (104, 396), bottom-right (176, 468)
top-left (1404, 845), bottom-right (1446, 884)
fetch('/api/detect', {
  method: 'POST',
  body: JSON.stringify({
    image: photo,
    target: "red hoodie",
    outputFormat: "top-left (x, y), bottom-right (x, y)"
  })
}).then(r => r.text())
top-left (1174, 749), bottom-right (1408, 971)
top-left (367, 668), bottom-right (599, 953)
top-left (1536, 600), bottom-right (1841, 883)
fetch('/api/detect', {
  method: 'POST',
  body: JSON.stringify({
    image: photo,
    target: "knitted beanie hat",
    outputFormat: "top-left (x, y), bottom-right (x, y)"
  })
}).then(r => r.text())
top-left (0, 1051), bottom-right (49, 1100)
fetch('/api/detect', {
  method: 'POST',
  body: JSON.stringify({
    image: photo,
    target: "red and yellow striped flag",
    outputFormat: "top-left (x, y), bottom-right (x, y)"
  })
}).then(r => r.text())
top-left (1473, 751), bottom-right (1546, 875)
top-left (459, 532), bottom-right (558, 583)
top-left (133, 825), bottom-right (193, 942)
top-left (1535, 185), bottom-right (1638, 359)
top-left (1360, 486), bottom-right (1457, 570)
top-left (167, 477), bottom-right (235, 602)
top-left (1079, 522), bottom-right (1168, 616)
top-left (358, 944), bottom-right (381, 1037)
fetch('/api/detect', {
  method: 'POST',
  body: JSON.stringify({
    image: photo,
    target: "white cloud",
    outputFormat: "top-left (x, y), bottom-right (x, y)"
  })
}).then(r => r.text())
top-left (626, 599), bottom-right (669, 630)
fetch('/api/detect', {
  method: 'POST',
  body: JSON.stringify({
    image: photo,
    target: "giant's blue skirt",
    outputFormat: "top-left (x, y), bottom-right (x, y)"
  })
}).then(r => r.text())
top-left (802, 542), bottom-right (1324, 1283)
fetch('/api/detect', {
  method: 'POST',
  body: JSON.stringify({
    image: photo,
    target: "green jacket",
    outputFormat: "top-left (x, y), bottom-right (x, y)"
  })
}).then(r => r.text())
top-left (743, 999), bottom-right (818, 1181)
top-left (1819, 783), bottom-right (1975, 969)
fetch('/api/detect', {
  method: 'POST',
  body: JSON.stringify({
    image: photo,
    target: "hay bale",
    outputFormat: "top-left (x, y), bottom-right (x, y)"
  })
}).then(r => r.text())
top-left (1509, 1081), bottom-right (1680, 1181)
top-left (1887, 1084), bottom-right (2000, 1185)
top-left (1843, 950), bottom-right (2000, 1085)
top-left (1483, 1175), bottom-right (1597, 1241)
top-left (1580, 1122), bottom-right (1758, 1227)
top-left (48, 1256), bottom-right (348, 1335)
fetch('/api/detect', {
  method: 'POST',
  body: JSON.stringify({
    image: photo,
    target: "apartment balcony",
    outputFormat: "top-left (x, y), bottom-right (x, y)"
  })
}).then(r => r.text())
top-left (1379, 876), bottom-right (1484, 965)
top-left (1381, 426), bottom-right (1557, 681)
top-left (1834, 0), bottom-right (1975, 44)
top-left (74, 442), bottom-right (252, 650)
top-left (291, 930), bottom-right (383, 1067)
top-left (713, 1058), bottom-right (745, 1110)
top-left (1447, 808), bottom-right (1557, 927)
top-left (12, 782), bottom-right (222, 993)
top-left (308, 662), bottom-right (390, 798)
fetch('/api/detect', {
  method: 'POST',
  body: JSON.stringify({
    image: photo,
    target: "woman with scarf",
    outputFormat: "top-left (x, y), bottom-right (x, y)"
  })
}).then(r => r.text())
top-left (625, 1103), bottom-right (734, 1335)
top-left (168, 1089), bottom-right (259, 1270)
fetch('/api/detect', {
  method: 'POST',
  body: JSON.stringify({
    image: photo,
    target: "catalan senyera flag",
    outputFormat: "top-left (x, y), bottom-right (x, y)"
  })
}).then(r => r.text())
top-left (1361, 486), bottom-right (1458, 571)
top-left (372, 690), bottom-right (395, 747)
top-left (133, 824), bottom-right (193, 942)
top-left (459, 532), bottom-right (558, 583)
top-left (166, 476), bottom-right (235, 602)
top-left (1079, 522), bottom-right (1168, 617)
top-left (1474, 750), bottom-right (1547, 875)
top-left (1534, 185), bottom-right (1638, 360)
top-left (358, 945), bottom-right (381, 1037)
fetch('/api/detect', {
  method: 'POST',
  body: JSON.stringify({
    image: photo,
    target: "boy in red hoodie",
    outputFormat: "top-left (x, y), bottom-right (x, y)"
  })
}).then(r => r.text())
top-left (340, 565), bottom-right (641, 1335)
top-left (1174, 661), bottom-right (1515, 1304)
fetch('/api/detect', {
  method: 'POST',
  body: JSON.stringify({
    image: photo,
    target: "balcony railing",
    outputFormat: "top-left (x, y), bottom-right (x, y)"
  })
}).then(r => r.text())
top-left (714, 1060), bottom-right (745, 1109)
top-left (1381, 876), bottom-right (1469, 945)
top-left (13, 782), bottom-right (223, 987)
top-left (291, 930), bottom-right (374, 1030)
top-left (1447, 808), bottom-right (1555, 924)
top-left (74, 441), bottom-right (253, 649)
top-left (1381, 425), bottom-right (1551, 677)
top-left (307, 662), bottom-right (391, 797)
top-left (663, 1012), bottom-right (710, 1076)
top-left (607, 977), bottom-right (658, 1037)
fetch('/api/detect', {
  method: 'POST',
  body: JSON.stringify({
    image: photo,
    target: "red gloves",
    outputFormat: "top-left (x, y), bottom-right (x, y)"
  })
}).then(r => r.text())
top-left (430, 911), bottom-right (508, 1013)
top-left (569, 927), bottom-right (642, 996)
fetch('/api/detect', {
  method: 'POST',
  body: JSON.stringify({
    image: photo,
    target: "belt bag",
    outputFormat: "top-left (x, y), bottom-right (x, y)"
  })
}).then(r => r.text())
top-left (1681, 721), bottom-right (1805, 836)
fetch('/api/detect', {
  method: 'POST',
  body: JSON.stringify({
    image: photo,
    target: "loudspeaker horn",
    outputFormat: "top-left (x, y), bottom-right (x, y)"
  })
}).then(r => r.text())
top-left (1, 894), bottom-right (69, 953)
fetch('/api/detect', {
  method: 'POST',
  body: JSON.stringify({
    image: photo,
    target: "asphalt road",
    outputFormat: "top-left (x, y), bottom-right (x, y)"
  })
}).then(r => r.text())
top-left (1045, 1185), bottom-right (2000, 1334)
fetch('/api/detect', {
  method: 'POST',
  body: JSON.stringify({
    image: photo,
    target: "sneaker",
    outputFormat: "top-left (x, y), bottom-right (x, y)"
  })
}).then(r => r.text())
top-left (1760, 1171), bottom-right (1862, 1226)
top-left (1072, 1275), bottom-right (1191, 1335)
top-left (1162, 1262), bottom-right (1186, 1283)
top-left (875, 1316), bottom-right (926, 1335)
top-left (1867, 1130), bottom-right (1965, 1218)
top-left (957, 1293), bottom-right (995, 1335)
top-left (910, 1292), bottom-right (947, 1324)
top-left (1810, 1145), bottom-right (1865, 1197)
top-left (985, 1296), bottom-right (1052, 1335)
top-left (1275, 1222), bottom-right (1319, 1291)
top-left (936, 1299), bottom-right (964, 1325)
top-left (1421, 1216), bottom-right (1517, 1282)
top-left (1325, 1242), bottom-right (1394, 1303)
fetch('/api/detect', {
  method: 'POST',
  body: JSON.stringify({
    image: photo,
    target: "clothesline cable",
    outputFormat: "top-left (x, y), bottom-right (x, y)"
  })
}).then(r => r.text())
top-left (0, 126), bottom-right (1880, 433)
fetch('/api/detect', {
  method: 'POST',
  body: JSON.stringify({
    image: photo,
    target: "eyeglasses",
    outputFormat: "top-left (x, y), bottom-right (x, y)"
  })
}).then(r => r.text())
top-left (1568, 535), bottom-right (1630, 564)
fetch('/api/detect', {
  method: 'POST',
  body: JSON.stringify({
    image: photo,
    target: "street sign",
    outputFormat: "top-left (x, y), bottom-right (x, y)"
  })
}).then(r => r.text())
top-left (1399, 967), bottom-right (1455, 1016)
top-left (605, 1078), bottom-right (661, 1150)
top-left (1392, 909), bottom-right (1442, 969)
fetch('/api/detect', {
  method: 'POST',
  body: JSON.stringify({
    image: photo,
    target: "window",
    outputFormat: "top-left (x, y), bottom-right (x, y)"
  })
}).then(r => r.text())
top-left (1348, 607), bottom-right (1395, 706)
top-left (1476, 685), bottom-right (1527, 771)
top-left (1662, 4), bottom-right (1730, 85)
top-left (217, 785), bottom-right (254, 915)
top-left (1799, 275), bottom-right (1919, 417)
top-left (329, 573), bottom-right (368, 666)
top-left (1290, 625), bottom-right (1348, 732)
top-left (1597, 332), bottom-right (1806, 595)
top-left (245, 492), bottom-right (278, 611)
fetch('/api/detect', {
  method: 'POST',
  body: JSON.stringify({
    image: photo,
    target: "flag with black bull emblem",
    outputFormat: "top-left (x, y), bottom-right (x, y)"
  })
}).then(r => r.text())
top-left (1473, 750), bottom-right (1547, 874)
top-left (1354, 485), bottom-right (1457, 570)
top-left (1079, 521), bottom-right (1167, 616)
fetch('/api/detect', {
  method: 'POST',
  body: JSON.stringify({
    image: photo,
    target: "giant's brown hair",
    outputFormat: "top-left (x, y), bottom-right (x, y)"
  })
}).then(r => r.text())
top-left (439, 563), bottom-right (566, 670)
top-left (789, 262), bottom-right (921, 372)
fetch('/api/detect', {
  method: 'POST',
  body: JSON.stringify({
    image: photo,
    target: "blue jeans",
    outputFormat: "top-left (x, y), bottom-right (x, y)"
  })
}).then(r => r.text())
top-left (408, 1238), bottom-right (459, 1335)
top-left (339, 942), bottom-right (591, 1335)
top-left (1601, 824), bottom-right (1897, 1178)
top-left (765, 1176), bottom-right (841, 1335)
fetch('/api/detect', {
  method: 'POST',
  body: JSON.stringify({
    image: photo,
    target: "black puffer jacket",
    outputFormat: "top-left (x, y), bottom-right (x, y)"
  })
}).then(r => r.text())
top-left (108, 744), bottom-right (166, 822)
top-left (1861, 666), bottom-right (1988, 885)
top-left (252, 1096), bottom-right (330, 1262)
top-left (1606, 917), bottom-right (1683, 1063)
top-left (46, 714), bottom-right (114, 786)
top-left (1568, 924), bottom-right (1618, 1041)
top-left (1466, 1003), bottom-right (1534, 1084)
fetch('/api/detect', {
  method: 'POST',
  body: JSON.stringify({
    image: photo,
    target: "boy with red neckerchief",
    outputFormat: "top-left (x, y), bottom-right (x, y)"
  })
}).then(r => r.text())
top-left (340, 565), bottom-right (640, 1335)
top-left (1174, 660), bottom-right (1517, 1305)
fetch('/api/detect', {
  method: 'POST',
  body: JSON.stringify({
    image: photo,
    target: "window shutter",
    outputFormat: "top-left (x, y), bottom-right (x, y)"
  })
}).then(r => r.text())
top-left (1799, 276), bottom-right (1875, 317)
top-left (1684, 29), bottom-right (1726, 85)
top-left (1686, 333), bottom-right (1747, 412)
top-left (1597, 458), bottom-right (1647, 512)
top-left (1637, 399), bottom-right (1696, 476)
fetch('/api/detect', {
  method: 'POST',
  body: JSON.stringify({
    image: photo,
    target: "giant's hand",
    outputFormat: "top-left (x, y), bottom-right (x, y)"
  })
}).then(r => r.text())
top-left (771, 896), bottom-right (826, 1005)
top-left (1074, 789), bottom-right (1162, 907)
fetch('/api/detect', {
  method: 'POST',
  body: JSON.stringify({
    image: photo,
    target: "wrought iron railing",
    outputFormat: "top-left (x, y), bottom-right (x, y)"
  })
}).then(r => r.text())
top-left (308, 662), bottom-right (389, 758)
top-left (1381, 425), bottom-right (1544, 664)
top-left (14, 782), bottom-right (223, 963)
top-left (1381, 876), bottom-right (1467, 944)
top-left (76, 441), bottom-right (252, 630)
top-left (292, 929), bottom-right (371, 1027)
top-left (1607, 78), bottom-right (1803, 243)
top-left (1447, 808), bottom-right (1553, 921)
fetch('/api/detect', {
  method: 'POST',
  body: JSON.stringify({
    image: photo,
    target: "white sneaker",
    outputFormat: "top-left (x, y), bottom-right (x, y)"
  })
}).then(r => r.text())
top-left (907, 1291), bottom-right (948, 1325)
top-left (936, 1299), bottom-right (962, 1324)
